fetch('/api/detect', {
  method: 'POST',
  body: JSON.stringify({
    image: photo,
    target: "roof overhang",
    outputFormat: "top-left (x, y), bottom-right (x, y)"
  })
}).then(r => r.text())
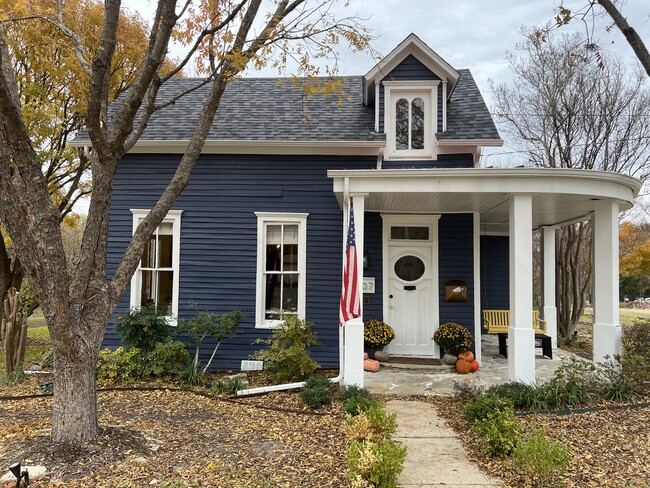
top-left (363, 33), bottom-right (461, 105)
top-left (328, 168), bottom-right (641, 234)
top-left (70, 139), bottom-right (386, 156)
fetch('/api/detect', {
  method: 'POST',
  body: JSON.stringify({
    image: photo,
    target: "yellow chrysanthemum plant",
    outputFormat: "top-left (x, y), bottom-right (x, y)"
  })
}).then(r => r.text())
top-left (433, 322), bottom-right (474, 355)
top-left (363, 319), bottom-right (396, 348)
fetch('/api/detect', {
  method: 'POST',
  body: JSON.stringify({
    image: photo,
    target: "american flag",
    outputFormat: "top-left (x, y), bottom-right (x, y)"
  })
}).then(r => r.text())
top-left (339, 201), bottom-right (360, 325)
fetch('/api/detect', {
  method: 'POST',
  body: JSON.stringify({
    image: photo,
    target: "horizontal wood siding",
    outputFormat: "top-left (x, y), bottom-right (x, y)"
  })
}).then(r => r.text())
top-left (379, 54), bottom-right (441, 133)
top-left (106, 154), bottom-right (375, 370)
top-left (362, 212), bottom-right (383, 321)
top-left (438, 214), bottom-right (475, 353)
top-left (381, 153), bottom-right (474, 169)
top-left (480, 235), bottom-right (510, 328)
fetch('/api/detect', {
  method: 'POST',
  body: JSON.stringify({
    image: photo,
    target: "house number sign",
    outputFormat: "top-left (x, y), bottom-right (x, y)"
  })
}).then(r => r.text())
top-left (363, 277), bottom-right (375, 294)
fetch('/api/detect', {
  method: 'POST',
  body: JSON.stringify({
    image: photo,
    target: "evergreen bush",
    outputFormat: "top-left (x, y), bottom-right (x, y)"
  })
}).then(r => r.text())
top-left (300, 374), bottom-right (332, 409)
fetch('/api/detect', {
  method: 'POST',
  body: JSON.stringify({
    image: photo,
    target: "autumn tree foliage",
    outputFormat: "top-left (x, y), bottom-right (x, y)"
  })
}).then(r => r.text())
top-left (0, 0), bottom-right (370, 446)
top-left (0, 0), bottom-right (174, 306)
top-left (492, 32), bottom-right (650, 339)
top-left (619, 221), bottom-right (650, 298)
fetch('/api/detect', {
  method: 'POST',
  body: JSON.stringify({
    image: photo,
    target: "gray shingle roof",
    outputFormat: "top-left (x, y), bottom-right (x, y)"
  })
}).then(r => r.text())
top-left (438, 69), bottom-right (500, 140)
top-left (74, 70), bottom-right (499, 144)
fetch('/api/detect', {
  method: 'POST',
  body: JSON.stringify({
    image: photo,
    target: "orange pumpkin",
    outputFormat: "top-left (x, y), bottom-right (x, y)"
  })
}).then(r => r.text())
top-left (364, 359), bottom-right (380, 372)
top-left (470, 360), bottom-right (480, 372)
top-left (456, 358), bottom-right (471, 374)
top-left (363, 352), bottom-right (369, 360)
top-left (464, 351), bottom-right (475, 362)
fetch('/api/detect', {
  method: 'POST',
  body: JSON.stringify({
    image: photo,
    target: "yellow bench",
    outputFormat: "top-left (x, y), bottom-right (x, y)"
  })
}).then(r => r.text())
top-left (482, 310), bottom-right (552, 359)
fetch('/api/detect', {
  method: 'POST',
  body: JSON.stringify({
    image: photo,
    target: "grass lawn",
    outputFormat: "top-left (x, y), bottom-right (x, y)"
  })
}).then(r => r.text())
top-left (580, 305), bottom-right (650, 326)
top-left (1, 313), bottom-right (50, 377)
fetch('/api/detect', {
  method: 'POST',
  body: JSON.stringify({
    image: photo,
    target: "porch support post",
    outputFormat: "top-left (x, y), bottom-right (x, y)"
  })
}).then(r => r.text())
top-left (508, 195), bottom-right (535, 384)
top-left (344, 194), bottom-right (366, 387)
top-left (542, 226), bottom-right (558, 347)
top-left (592, 200), bottom-right (621, 364)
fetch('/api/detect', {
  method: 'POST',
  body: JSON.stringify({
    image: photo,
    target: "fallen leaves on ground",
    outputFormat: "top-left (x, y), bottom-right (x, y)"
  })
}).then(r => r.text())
top-left (425, 396), bottom-right (650, 487)
top-left (0, 388), bottom-right (350, 487)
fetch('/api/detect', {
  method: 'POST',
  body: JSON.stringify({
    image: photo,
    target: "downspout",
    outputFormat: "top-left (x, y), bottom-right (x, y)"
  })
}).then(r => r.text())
top-left (235, 178), bottom-right (351, 396)
top-left (376, 147), bottom-right (384, 169)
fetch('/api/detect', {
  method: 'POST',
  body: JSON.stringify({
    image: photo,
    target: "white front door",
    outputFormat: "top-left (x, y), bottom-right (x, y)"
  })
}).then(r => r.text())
top-left (383, 215), bottom-right (439, 357)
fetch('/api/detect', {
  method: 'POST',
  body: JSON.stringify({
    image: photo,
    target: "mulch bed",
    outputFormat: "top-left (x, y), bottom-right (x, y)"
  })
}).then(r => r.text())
top-left (423, 396), bottom-right (650, 487)
top-left (0, 384), bottom-right (350, 487)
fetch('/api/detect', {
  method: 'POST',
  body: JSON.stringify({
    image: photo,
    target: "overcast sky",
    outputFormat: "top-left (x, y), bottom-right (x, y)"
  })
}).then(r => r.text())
top-left (121, 0), bottom-right (649, 166)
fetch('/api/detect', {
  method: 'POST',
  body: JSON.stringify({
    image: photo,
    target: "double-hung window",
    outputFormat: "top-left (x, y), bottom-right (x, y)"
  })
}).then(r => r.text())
top-left (255, 212), bottom-right (307, 328)
top-left (130, 209), bottom-right (182, 322)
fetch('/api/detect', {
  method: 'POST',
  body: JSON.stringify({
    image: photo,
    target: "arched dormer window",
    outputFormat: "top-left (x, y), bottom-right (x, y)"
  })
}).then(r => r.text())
top-left (384, 81), bottom-right (438, 159)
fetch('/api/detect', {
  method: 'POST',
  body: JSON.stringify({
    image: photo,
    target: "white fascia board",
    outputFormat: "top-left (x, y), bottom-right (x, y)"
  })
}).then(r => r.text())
top-left (438, 139), bottom-right (504, 148)
top-left (327, 168), bottom-right (641, 202)
top-left (98, 139), bottom-right (386, 156)
top-left (363, 34), bottom-right (461, 101)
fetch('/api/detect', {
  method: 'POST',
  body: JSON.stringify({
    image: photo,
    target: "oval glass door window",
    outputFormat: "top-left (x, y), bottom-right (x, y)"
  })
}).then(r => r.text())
top-left (394, 255), bottom-right (425, 282)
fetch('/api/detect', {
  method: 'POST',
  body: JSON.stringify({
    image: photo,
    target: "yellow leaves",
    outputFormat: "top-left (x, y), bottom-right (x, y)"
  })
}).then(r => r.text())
top-left (619, 221), bottom-right (650, 277)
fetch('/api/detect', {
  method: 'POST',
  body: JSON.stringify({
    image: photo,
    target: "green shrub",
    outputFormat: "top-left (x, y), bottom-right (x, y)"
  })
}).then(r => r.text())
top-left (472, 408), bottom-right (520, 458)
top-left (96, 347), bottom-right (147, 383)
top-left (364, 404), bottom-right (398, 439)
top-left (343, 394), bottom-right (379, 416)
top-left (96, 340), bottom-right (189, 384)
top-left (462, 393), bottom-right (514, 423)
top-left (347, 439), bottom-right (407, 488)
top-left (213, 375), bottom-right (248, 395)
top-left (513, 429), bottom-right (571, 487)
top-left (621, 320), bottom-right (650, 397)
top-left (179, 361), bottom-right (204, 388)
top-left (487, 381), bottom-right (552, 411)
top-left (144, 339), bottom-right (190, 378)
top-left (339, 384), bottom-right (371, 400)
top-left (594, 357), bottom-right (635, 402)
top-left (41, 348), bottom-right (54, 369)
top-left (300, 374), bottom-right (333, 409)
top-left (114, 304), bottom-right (169, 352)
top-left (544, 356), bottom-right (599, 407)
top-left (252, 315), bottom-right (320, 383)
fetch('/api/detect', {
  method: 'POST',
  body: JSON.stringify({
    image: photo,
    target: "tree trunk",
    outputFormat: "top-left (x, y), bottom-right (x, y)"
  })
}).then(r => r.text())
top-left (51, 343), bottom-right (99, 443)
top-left (556, 223), bottom-right (592, 340)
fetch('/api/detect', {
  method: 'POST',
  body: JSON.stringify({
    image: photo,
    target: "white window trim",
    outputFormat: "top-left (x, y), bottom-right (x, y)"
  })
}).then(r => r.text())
top-left (383, 80), bottom-right (439, 160)
top-left (255, 212), bottom-right (308, 329)
top-left (129, 209), bottom-right (183, 325)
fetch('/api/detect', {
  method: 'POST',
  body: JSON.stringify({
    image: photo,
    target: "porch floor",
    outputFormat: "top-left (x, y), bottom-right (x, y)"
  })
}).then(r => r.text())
top-left (365, 334), bottom-right (577, 396)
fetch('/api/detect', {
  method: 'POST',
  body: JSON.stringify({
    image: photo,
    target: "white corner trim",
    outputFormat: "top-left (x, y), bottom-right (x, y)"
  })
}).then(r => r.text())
top-left (473, 212), bottom-right (482, 365)
top-left (442, 82), bottom-right (448, 132)
top-left (375, 82), bottom-right (380, 132)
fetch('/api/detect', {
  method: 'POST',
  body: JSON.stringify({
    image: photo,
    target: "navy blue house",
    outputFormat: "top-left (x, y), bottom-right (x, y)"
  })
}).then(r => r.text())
top-left (74, 32), bottom-right (640, 385)
top-left (79, 34), bottom-right (517, 373)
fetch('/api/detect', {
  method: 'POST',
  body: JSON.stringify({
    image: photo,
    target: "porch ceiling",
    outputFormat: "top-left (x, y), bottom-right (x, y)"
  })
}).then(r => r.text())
top-left (328, 168), bottom-right (641, 234)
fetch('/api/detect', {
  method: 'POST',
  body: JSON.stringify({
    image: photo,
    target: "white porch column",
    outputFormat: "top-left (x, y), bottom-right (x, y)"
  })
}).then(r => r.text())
top-left (344, 194), bottom-right (366, 387)
top-left (542, 226), bottom-right (558, 347)
top-left (593, 200), bottom-right (621, 364)
top-left (508, 195), bottom-right (536, 384)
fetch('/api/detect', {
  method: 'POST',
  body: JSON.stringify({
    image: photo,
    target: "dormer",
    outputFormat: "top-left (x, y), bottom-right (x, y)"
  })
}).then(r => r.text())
top-left (364, 34), bottom-right (461, 161)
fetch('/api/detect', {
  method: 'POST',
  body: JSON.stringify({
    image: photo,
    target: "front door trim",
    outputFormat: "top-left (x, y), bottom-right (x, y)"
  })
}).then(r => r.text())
top-left (381, 214), bottom-right (440, 357)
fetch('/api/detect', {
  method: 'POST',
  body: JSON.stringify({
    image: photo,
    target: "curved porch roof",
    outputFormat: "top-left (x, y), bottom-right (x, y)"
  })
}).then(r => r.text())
top-left (328, 167), bottom-right (641, 233)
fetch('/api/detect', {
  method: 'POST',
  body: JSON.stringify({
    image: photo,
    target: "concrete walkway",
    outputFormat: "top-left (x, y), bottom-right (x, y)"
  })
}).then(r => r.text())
top-left (385, 399), bottom-right (502, 488)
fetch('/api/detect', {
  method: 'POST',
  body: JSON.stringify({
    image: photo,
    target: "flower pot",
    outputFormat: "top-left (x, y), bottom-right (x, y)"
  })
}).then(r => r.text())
top-left (364, 346), bottom-right (383, 360)
top-left (442, 353), bottom-right (458, 365)
top-left (374, 350), bottom-right (390, 363)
